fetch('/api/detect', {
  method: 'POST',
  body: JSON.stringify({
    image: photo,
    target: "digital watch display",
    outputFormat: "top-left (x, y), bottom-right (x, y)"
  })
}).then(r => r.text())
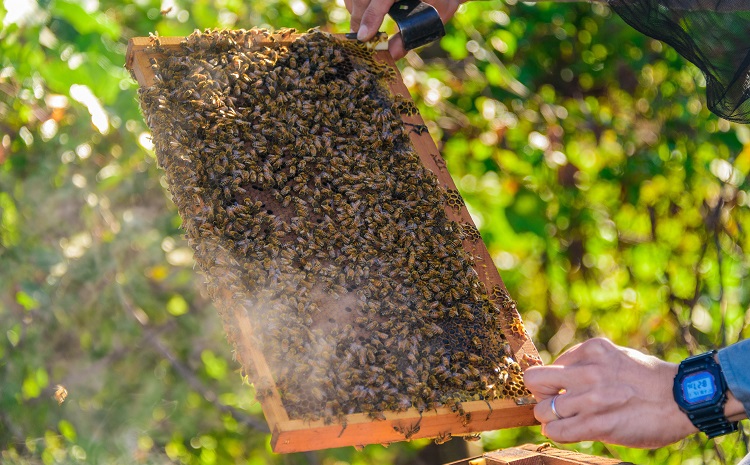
top-left (682, 371), bottom-right (717, 404)
top-left (673, 351), bottom-right (739, 438)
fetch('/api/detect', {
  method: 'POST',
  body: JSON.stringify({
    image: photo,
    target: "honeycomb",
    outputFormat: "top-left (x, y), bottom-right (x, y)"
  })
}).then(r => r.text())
top-left (445, 188), bottom-right (465, 212)
top-left (138, 28), bottom-right (530, 425)
top-left (460, 223), bottom-right (482, 244)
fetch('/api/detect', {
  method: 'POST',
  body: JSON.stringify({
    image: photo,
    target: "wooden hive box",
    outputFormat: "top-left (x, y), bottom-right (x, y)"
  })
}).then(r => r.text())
top-left (126, 30), bottom-right (541, 453)
top-left (445, 444), bottom-right (635, 465)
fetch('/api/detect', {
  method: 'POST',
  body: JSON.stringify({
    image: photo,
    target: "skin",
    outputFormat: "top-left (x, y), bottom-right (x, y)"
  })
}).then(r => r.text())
top-left (523, 338), bottom-right (747, 448)
top-left (344, 0), bottom-right (465, 59)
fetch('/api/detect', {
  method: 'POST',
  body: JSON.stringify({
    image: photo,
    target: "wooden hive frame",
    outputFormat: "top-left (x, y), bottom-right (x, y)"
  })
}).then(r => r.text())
top-left (126, 32), bottom-right (541, 453)
top-left (446, 444), bottom-right (634, 465)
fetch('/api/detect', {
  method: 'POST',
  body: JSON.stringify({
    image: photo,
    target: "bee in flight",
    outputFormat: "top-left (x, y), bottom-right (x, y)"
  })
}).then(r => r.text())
top-left (54, 384), bottom-right (68, 405)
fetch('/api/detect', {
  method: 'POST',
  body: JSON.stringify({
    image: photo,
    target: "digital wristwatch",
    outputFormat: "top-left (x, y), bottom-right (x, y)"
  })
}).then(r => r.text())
top-left (673, 350), bottom-right (739, 438)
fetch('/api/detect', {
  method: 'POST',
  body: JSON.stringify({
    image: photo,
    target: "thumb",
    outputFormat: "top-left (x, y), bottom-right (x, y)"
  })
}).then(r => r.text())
top-left (357, 1), bottom-right (396, 41)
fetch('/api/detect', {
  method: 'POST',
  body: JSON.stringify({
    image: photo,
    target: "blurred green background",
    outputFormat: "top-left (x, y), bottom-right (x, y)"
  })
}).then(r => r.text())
top-left (1, 0), bottom-right (749, 463)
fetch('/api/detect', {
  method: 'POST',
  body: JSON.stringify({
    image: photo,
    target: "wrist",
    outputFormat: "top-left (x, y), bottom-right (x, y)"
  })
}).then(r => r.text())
top-left (725, 391), bottom-right (746, 422)
top-left (714, 354), bottom-right (748, 422)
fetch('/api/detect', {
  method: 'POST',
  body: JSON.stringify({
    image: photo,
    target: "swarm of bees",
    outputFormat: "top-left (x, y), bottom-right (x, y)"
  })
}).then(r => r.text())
top-left (138, 28), bottom-right (530, 425)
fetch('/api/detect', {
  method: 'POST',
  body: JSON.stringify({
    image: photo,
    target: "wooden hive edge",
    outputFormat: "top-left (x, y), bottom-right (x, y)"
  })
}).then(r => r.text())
top-left (446, 444), bottom-right (632, 465)
top-left (233, 303), bottom-right (290, 425)
top-left (126, 36), bottom-right (187, 87)
top-left (272, 399), bottom-right (537, 453)
top-left (483, 444), bottom-right (632, 465)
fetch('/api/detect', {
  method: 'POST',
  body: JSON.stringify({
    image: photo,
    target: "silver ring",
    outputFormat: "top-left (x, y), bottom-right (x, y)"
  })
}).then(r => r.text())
top-left (550, 394), bottom-right (564, 420)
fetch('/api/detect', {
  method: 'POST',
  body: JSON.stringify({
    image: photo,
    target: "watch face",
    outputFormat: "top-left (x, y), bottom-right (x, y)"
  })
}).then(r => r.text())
top-left (682, 371), bottom-right (717, 404)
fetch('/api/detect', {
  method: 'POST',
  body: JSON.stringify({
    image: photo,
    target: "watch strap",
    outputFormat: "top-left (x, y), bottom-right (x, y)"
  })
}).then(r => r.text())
top-left (684, 403), bottom-right (739, 438)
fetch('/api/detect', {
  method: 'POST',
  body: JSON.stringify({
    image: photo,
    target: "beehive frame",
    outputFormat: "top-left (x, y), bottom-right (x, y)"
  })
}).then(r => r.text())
top-left (126, 32), bottom-right (540, 453)
top-left (446, 444), bottom-right (634, 465)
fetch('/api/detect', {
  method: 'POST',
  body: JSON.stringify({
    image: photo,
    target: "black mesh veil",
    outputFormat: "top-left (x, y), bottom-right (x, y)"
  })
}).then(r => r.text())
top-left (608, 0), bottom-right (750, 123)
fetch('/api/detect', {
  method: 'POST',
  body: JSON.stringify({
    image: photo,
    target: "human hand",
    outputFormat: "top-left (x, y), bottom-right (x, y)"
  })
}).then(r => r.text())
top-left (343, 0), bottom-right (465, 59)
top-left (523, 338), bottom-right (697, 448)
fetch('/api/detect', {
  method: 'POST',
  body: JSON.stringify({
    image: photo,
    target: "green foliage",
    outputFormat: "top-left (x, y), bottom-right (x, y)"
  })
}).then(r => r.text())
top-left (1, 0), bottom-right (748, 464)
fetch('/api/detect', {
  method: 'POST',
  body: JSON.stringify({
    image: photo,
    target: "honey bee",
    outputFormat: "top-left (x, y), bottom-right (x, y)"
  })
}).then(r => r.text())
top-left (463, 365), bottom-right (480, 379)
top-left (148, 31), bottom-right (162, 47)
top-left (522, 353), bottom-right (543, 367)
top-left (54, 385), bottom-right (68, 405)
top-left (434, 432), bottom-right (452, 445)
top-left (393, 417), bottom-right (421, 439)
top-left (368, 411), bottom-right (386, 421)
top-left (310, 386), bottom-right (324, 402)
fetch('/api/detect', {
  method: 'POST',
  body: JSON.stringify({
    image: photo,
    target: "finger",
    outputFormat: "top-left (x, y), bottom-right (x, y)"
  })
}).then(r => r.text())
top-left (533, 392), bottom-right (580, 424)
top-left (527, 364), bottom-right (615, 402)
top-left (552, 337), bottom-right (614, 366)
top-left (523, 366), bottom-right (569, 399)
top-left (349, 0), bottom-right (372, 34)
top-left (542, 411), bottom-right (618, 444)
top-left (387, 33), bottom-right (406, 60)
top-left (547, 342), bottom-right (586, 366)
top-left (540, 416), bottom-right (594, 444)
top-left (540, 383), bottom-right (640, 426)
top-left (357, 1), bottom-right (396, 41)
